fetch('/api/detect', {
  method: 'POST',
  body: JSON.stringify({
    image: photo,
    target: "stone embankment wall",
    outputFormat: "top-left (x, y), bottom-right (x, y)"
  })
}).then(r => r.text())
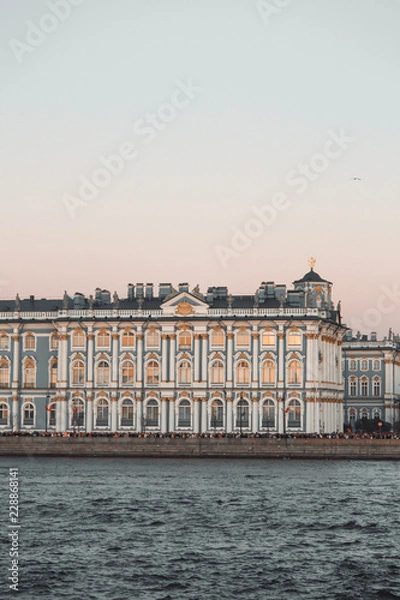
top-left (0, 438), bottom-right (399, 459)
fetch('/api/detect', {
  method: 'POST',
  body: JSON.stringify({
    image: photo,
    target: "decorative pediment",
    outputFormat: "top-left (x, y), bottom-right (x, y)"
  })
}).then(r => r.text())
top-left (161, 291), bottom-right (209, 316)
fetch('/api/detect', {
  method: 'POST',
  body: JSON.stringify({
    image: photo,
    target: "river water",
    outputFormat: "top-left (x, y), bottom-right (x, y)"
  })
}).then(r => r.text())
top-left (0, 457), bottom-right (399, 600)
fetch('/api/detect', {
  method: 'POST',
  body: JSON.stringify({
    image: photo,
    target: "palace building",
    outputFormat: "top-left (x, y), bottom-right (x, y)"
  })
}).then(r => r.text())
top-left (0, 263), bottom-right (353, 435)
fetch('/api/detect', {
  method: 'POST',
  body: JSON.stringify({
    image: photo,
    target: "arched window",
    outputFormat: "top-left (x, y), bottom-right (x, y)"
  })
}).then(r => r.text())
top-left (373, 377), bottom-right (381, 397)
top-left (23, 402), bottom-right (35, 426)
top-left (121, 330), bottom-right (135, 348)
top-left (288, 360), bottom-right (301, 384)
top-left (236, 329), bottom-right (250, 347)
top-left (47, 403), bottom-right (56, 428)
top-left (349, 359), bottom-right (357, 371)
top-left (121, 360), bottom-right (135, 385)
top-left (348, 408), bottom-right (356, 427)
top-left (23, 359), bottom-right (36, 388)
top-left (361, 360), bottom-right (368, 371)
top-left (361, 377), bottom-right (368, 397)
top-left (50, 359), bottom-right (58, 388)
top-left (211, 328), bottom-right (224, 348)
top-left (262, 399), bottom-right (275, 428)
top-left (178, 330), bottom-right (191, 349)
top-left (0, 334), bottom-right (9, 350)
top-left (0, 402), bottom-right (8, 425)
top-left (72, 328), bottom-right (85, 348)
top-left (261, 330), bottom-right (275, 347)
top-left (261, 359), bottom-right (275, 384)
top-left (288, 330), bottom-right (301, 346)
top-left (96, 360), bottom-right (110, 386)
top-left (349, 377), bottom-right (357, 396)
top-left (146, 399), bottom-right (159, 426)
top-left (97, 329), bottom-right (110, 348)
top-left (287, 399), bottom-right (301, 427)
top-left (71, 398), bottom-right (84, 427)
top-left (236, 360), bottom-right (250, 384)
top-left (211, 360), bottom-right (224, 384)
top-left (72, 360), bottom-right (85, 385)
top-left (146, 328), bottom-right (160, 348)
top-left (96, 398), bottom-right (109, 426)
top-left (178, 360), bottom-right (192, 384)
top-left (373, 359), bottom-right (380, 371)
top-left (236, 398), bottom-right (249, 428)
top-left (360, 408), bottom-right (369, 420)
top-left (121, 398), bottom-right (134, 426)
top-left (178, 399), bottom-right (191, 427)
top-left (0, 360), bottom-right (10, 388)
top-left (146, 361), bottom-right (160, 385)
top-left (24, 333), bottom-right (35, 351)
top-left (210, 399), bottom-right (223, 428)
top-left (50, 332), bottom-right (58, 350)
top-left (373, 408), bottom-right (381, 420)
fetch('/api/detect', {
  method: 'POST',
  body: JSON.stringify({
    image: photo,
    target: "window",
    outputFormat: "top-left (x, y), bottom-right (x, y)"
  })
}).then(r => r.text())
top-left (146, 399), bottom-right (159, 427)
top-left (373, 377), bottom-right (381, 397)
top-left (146, 328), bottom-right (160, 348)
top-left (349, 359), bottom-right (357, 371)
top-left (178, 330), bottom-right (191, 349)
top-left (146, 360), bottom-right (160, 385)
top-left (211, 360), bottom-right (224, 384)
top-left (23, 402), bottom-right (35, 426)
top-left (0, 402), bottom-right (8, 425)
top-left (121, 330), bottom-right (135, 348)
top-left (361, 378), bottom-right (368, 397)
top-left (287, 399), bottom-right (301, 427)
top-left (236, 360), bottom-right (250, 384)
top-left (361, 360), bottom-right (368, 371)
top-left (97, 330), bottom-right (110, 348)
top-left (96, 360), bottom-right (110, 386)
top-left (261, 330), bottom-right (275, 347)
top-left (236, 398), bottom-right (249, 428)
top-left (236, 329), bottom-right (250, 347)
top-left (348, 408), bottom-right (356, 427)
top-left (0, 360), bottom-right (10, 388)
top-left (211, 328), bottom-right (224, 348)
top-left (121, 399), bottom-right (134, 426)
top-left (262, 399), bottom-right (275, 428)
top-left (178, 360), bottom-right (192, 384)
top-left (288, 331), bottom-right (301, 346)
top-left (288, 360), bottom-right (301, 384)
top-left (50, 360), bottom-right (57, 388)
top-left (23, 359), bottom-right (36, 388)
top-left (50, 332), bottom-right (58, 350)
top-left (373, 359), bottom-right (380, 371)
top-left (261, 359), bottom-right (275, 384)
top-left (47, 403), bottom-right (56, 427)
top-left (0, 334), bottom-right (9, 350)
top-left (349, 377), bottom-right (357, 397)
top-left (210, 399), bottom-right (223, 428)
top-left (96, 398), bottom-right (109, 426)
top-left (72, 360), bottom-right (85, 386)
top-left (121, 360), bottom-right (135, 385)
top-left (360, 408), bottom-right (369, 420)
top-left (72, 328), bottom-right (85, 348)
top-left (373, 408), bottom-right (381, 420)
top-left (71, 399), bottom-right (84, 427)
top-left (178, 399), bottom-right (191, 427)
top-left (24, 333), bottom-right (35, 351)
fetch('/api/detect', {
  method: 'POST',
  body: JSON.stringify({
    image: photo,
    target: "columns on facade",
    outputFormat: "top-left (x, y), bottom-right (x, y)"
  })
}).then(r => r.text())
top-left (201, 398), bottom-right (208, 432)
top-left (194, 335), bottom-right (200, 382)
top-left (111, 393), bottom-right (118, 432)
top-left (161, 397), bottom-right (168, 433)
top-left (252, 331), bottom-right (259, 386)
top-left (193, 397), bottom-right (200, 433)
top-left (60, 395), bottom-right (67, 432)
top-left (169, 335), bottom-right (176, 383)
top-left (226, 331), bottom-right (233, 384)
top-left (86, 394), bottom-right (93, 433)
top-left (136, 397), bottom-right (143, 432)
top-left (87, 331), bottom-right (94, 384)
top-left (278, 330), bottom-right (285, 385)
top-left (12, 332), bottom-right (20, 387)
top-left (111, 331), bottom-right (119, 385)
top-left (226, 397), bottom-right (233, 433)
top-left (12, 394), bottom-right (18, 431)
top-left (161, 335), bottom-right (168, 382)
top-left (252, 395), bottom-right (258, 433)
top-left (201, 334), bottom-right (208, 383)
top-left (168, 397), bottom-right (175, 432)
top-left (137, 332), bottom-right (143, 384)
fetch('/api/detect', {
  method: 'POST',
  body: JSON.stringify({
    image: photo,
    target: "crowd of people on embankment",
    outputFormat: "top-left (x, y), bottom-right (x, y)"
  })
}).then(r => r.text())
top-left (0, 431), bottom-right (398, 440)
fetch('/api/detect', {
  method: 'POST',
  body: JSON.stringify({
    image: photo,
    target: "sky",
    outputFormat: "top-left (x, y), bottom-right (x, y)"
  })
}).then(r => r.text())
top-left (1, 0), bottom-right (400, 336)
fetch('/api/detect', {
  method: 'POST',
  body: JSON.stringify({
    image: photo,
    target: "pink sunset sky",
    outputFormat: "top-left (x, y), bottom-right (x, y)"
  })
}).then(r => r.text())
top-left (1, 0), bottom-right (400, 336)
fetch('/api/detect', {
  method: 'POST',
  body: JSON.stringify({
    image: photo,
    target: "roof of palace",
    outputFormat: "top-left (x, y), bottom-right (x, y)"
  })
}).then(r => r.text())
top-left (293, 269), bottom-right (331, 284)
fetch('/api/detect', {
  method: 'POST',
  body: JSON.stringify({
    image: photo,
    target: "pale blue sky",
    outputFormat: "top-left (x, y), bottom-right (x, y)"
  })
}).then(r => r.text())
top-left (1, 0), bottom-right (400, 334)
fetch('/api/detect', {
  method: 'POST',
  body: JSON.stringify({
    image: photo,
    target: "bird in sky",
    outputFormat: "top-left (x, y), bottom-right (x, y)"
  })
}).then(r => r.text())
top-left (349, 177), bottom-right (362, 181)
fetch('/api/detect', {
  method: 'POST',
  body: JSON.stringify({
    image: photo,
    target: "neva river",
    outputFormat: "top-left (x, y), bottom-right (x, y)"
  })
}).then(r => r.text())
top-left (0, 457), bottom-right (399, 600)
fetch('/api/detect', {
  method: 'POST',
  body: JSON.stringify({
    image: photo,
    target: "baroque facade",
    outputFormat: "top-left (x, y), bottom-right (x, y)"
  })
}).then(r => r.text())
top-left (0, 264), bottom-right (346, 434)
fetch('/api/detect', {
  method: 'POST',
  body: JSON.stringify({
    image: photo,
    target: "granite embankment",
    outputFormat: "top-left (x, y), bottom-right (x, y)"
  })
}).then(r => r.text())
top-left (0, 437), bottom-right (400, 459)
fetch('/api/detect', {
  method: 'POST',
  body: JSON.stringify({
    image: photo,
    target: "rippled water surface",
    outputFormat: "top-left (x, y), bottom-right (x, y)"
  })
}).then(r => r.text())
top-left (0, 457), bottom-right (399, 600)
